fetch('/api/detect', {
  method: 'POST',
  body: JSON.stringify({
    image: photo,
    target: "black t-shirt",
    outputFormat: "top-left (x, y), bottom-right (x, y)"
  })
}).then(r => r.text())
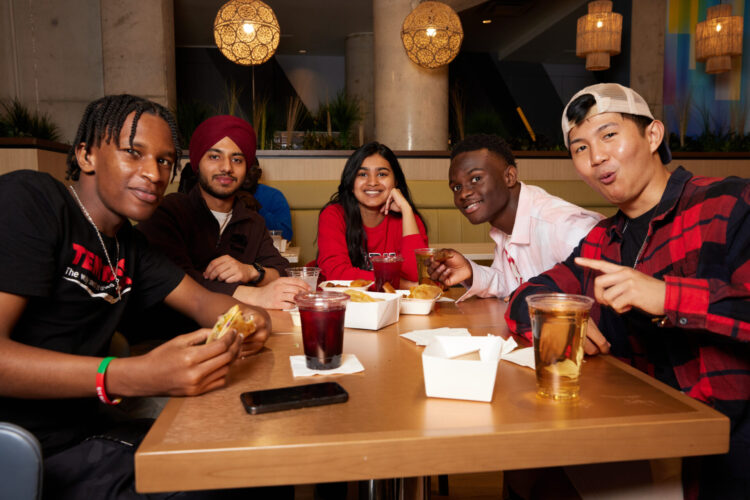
top-left (620, 206), bottom-right (656, 268)
top-left (0, 170), bottom-right (185, 455)
top-left (617, 207), bottom-right (679, 389)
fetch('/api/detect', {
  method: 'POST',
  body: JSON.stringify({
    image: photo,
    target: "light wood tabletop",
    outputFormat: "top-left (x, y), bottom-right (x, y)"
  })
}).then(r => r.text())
top-left (135, 291), bottom-right (729, 493)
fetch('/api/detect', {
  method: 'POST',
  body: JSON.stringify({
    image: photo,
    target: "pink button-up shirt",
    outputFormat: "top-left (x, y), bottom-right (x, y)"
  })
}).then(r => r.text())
top-left (458, 183), bottom-right (604, 301)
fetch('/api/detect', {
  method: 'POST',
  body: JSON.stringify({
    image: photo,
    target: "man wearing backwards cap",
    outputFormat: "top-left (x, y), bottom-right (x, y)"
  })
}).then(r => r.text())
top-left (506, 83), bottom-right (749, 498)
top-left (138, 115), bottom-right (309, 311)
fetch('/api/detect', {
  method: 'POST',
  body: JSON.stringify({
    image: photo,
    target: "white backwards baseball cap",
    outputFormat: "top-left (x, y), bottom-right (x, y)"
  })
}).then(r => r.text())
top-left (561, 83), bottom-right (671, 164)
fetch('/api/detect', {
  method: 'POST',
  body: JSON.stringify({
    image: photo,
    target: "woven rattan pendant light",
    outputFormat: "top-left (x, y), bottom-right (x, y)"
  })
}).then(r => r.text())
top-left (214, 0), bottom-right (280, 66)
top-left (576, 0), bottom-right (622, 71)
top-left (401, 1), bottom-right (463, 69)
top-left (696, 4), bottom-right (743, 74)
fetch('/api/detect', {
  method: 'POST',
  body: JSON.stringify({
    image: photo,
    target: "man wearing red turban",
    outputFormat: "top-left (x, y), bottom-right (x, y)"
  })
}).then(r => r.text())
top-left (138, 115), bottom-right (309, 311)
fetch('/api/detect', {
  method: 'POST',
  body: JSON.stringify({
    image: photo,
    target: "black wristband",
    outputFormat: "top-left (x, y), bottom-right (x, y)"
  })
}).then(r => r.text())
top-left (247, 262), bottom-right (266, 285)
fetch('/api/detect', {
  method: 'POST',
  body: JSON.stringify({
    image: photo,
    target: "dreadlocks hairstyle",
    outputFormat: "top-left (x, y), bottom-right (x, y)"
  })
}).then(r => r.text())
top-left (320, 142), bottom-right (425, 271)
top-left (450, 134), bottom-right (517, 168)
top-left (66, 94), bottom-right (181, 181)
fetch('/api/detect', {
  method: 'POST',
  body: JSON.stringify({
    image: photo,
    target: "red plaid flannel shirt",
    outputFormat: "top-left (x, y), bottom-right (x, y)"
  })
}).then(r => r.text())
top-left (506, 167), bottom-right (750, 424)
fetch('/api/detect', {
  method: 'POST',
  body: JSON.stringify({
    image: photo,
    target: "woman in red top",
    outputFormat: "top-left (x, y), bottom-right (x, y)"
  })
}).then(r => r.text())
top-left (317, 142), bottom-right (428, 282)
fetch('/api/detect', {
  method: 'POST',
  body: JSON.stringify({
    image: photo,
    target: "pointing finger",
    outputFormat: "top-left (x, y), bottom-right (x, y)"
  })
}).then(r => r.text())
top-left (575, 257), bottom-right (626, 274)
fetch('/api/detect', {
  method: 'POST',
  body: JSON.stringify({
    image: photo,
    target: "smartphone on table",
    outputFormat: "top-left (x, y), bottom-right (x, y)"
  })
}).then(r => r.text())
top-left (240, 382), bottom-right (348, 415)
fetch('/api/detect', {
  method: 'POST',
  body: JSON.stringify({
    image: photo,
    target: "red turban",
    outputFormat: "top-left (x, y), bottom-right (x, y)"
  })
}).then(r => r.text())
top-left (189, 115), bottom-right (256, 173)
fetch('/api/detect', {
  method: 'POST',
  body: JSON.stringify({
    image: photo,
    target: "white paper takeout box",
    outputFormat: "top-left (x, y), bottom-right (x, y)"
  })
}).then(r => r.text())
top-left (344, 291), bottom-right (400, 330)
top-left (422, 335), bottom-right (504, 402)
top-left (290, 291), bottom-right (400, 331)
top-left (395, 290), bottom-right (438, 315)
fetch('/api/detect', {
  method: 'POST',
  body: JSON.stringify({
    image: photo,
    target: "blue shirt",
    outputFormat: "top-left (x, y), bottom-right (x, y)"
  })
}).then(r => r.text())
top-left (255, 183), bottom-right (293, 241)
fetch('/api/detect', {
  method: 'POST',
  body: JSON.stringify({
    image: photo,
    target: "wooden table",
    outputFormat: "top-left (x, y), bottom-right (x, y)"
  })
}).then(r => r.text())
top-left (433, 242), bottom-right (495, 261)
top-left (135, 293), bottom-right (728, 493)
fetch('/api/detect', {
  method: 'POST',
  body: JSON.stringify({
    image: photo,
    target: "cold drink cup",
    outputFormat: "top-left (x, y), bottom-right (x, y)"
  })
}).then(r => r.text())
top-left (414, 248), bottom-right (435, 285)
top-left (287, 267), bottom-right (321, 291)
top-left (414, 248), bottom-right (447, 289)
top-left (526, 293), bottom-right (595, 400)
top-left (371, 255), bottom-right (403, 291)
top-left (295, 291), bottom-right (349, 370)
top-left (269, 230), bottom-right (283, 251)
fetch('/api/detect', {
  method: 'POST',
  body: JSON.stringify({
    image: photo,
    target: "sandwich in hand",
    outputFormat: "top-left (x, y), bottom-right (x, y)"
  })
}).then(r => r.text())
top-left (207, 305), bottom-right (256, 343)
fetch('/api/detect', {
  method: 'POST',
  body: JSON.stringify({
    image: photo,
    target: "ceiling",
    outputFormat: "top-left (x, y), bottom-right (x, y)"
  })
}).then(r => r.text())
top-left (175, 0), bottom-right (591, 63)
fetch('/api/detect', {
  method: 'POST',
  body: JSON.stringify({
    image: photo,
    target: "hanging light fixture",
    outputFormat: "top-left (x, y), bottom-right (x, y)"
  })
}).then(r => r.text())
top-left (401, 1), bottom-right (464, 69)
top-left (576, 0), bottom-right (622, 71)
top-left (695, 4), bottom-right (743, 74)
top-left (213, 0), bottom-right (280, 66)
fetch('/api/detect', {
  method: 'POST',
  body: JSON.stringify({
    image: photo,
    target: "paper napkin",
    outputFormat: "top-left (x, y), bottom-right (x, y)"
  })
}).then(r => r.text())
top-left (501, 346), bottom-right (535, 369)
top-left (400, 327), bottom-right (472, 346)
top-left (289, 354), bottom-right (364, 377)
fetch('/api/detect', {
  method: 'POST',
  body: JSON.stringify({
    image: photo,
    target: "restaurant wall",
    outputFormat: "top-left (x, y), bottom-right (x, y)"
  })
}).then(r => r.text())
top-left (664, 0), bottom-right (750, 136)
top-left (0, 0), bottom-right (177, 143)
top-left (497, 61), bottom-right (571, 143)
top-left (175, 48), bottom-right (301, 127)
top-left (0, 0), bottom-right (104, 143)
top-left (509, 0), bottom-right (632, 143)
top-left (100, 0), bottom-right (177, 110)
top-left (275, 55), bottom-right (345, 113)
top-left (543, 63), bottom-right (598, 109)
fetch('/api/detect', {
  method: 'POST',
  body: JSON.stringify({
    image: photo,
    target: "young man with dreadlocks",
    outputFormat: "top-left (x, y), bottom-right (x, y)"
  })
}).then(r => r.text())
top-left (0, 95), bottom-right (275, 499)
top-left (506, 83), bottom-right (750, 498)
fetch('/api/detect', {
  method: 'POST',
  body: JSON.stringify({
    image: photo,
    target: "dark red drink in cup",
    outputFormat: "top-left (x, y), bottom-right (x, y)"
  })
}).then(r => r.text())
top-left (371, 254), bottom-right (403, 292)
top-left (295, 291), bottom-right (349, 370)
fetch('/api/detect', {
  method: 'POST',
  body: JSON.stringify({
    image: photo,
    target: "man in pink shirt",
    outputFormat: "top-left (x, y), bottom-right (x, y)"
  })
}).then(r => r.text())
top-left (430, 134), bottom-right (603, 300)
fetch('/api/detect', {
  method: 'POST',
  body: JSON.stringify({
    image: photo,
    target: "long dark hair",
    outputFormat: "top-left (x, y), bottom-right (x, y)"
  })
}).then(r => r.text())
top-left (320, 142), bottom-right (424, 270)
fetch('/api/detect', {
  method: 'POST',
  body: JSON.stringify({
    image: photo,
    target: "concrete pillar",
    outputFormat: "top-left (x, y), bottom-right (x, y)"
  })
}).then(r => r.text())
top-left (100, 0), bottom-right (176, 110)
top-left (373, 0), bottom-right (448, 150)
top-left (346, 32), bottom-right (375, 147)
top-left (630, 0), bottom-right (666, 120)
top-left (0, 0), bottom-right (104, 143)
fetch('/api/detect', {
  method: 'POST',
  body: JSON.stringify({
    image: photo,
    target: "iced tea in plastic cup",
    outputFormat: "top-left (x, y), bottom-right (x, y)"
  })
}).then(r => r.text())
top-left (414, 248), bottom-right (447, 289)
top-left (526, 293), bottom-right (595, 400)
top-left (414, 248), bottom-right (435, 284)
top-left (295, 291), bottom-right (349, 370)
top-left (371, 254), bottom-right (403, 292)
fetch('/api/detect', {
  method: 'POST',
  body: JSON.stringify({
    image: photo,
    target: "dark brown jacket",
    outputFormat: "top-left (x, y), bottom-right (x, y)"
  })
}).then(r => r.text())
top-left (137, 185), bottom-right (289, 296)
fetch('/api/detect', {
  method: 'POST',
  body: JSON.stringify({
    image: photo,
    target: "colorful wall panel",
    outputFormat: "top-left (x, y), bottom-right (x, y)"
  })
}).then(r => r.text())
top-left (664, 0), bottom-right (749, 138)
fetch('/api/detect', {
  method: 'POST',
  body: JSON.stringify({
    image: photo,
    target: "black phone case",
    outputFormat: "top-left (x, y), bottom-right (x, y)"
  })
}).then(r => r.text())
top-left (240, 382), bottom-right (349, 414)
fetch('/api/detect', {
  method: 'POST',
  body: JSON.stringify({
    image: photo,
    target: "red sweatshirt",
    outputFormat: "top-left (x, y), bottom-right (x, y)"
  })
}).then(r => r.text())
top-left (317, 203), bottom-right (428, 281)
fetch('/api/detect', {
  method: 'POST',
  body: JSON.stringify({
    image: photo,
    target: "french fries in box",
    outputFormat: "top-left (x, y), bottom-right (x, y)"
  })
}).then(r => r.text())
top-left (397, 284), bottom-right (443, 315)
top-left (344, 290), bottom-right (400, 330)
